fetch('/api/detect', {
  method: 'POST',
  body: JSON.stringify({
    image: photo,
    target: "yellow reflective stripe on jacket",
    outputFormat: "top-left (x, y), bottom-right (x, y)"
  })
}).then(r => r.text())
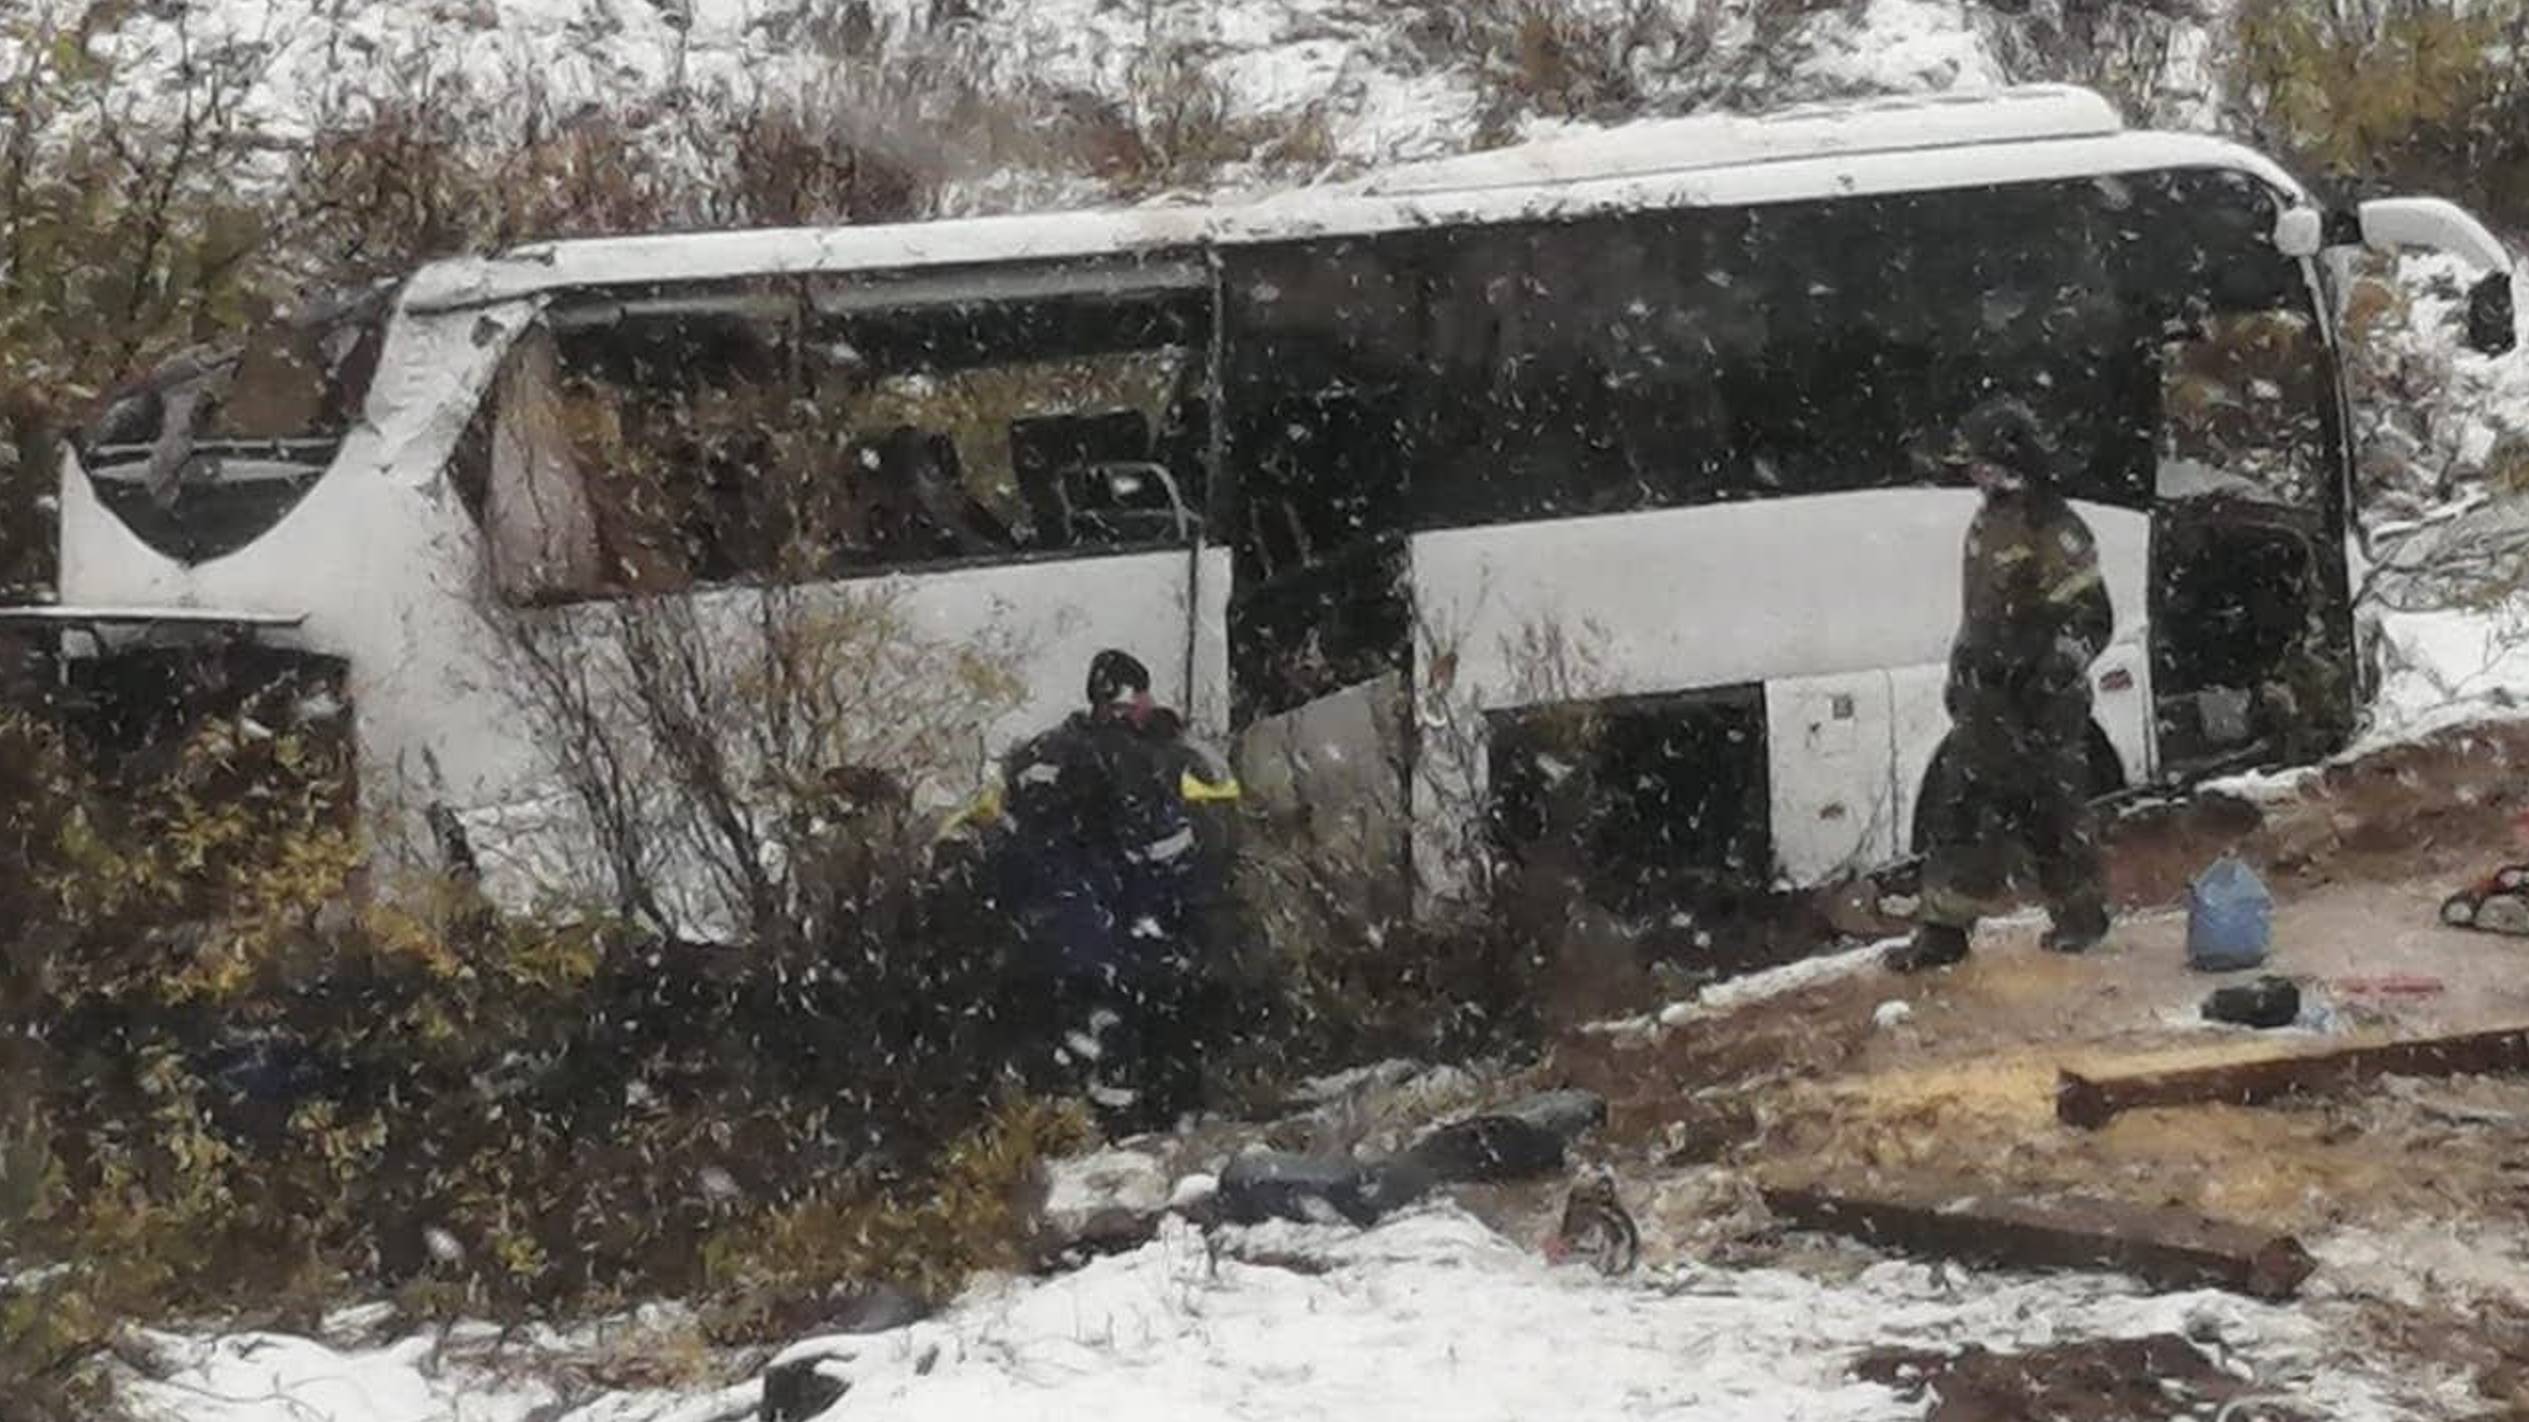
top-left (2044, 564), bottom-right (2105, 605)
top-left (936, 782), bottom-right (1004, 841)
top-left (1181, 769), bottom-right (1241, 803)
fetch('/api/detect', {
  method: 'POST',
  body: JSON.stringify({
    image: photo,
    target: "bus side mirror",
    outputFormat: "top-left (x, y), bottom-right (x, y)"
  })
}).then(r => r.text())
top-left (2329, 197), bottom-right (2519, 357)
top-left (2468, 269), bottom-right (2518, 356)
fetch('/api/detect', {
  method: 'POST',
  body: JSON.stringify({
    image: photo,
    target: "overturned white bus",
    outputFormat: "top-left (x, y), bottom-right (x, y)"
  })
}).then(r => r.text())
top-left (26, 84), bottom-right (2521, 937)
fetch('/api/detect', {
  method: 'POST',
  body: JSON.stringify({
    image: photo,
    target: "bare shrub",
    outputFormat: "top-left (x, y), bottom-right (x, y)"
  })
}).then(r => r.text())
top-left (1406, 0), bottom-right (1702, 144)
top-left (287, 100), bottom-right (679, 279)
top-left (1055, 38), bottom-right (1333, 196)
top-left (486, 581), bottom-right (1025, 948)
top-left (714, 99), bottom-right (930, 228)
top-left (3, 670), bottom-right (1085, 1358)
top-left (697, 1093), bottom-right (1094, 1338)
top-left (1982, 0), bottom-right (2207, 123)
top-left (1114, 41), bottom-right (1245, 193)
top-left (0, 2), bottom-right (281, 592)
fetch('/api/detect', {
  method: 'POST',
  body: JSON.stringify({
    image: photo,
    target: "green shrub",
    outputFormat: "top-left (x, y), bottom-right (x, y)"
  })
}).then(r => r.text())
top-left (2235, 0), bottom-right (2529, 231)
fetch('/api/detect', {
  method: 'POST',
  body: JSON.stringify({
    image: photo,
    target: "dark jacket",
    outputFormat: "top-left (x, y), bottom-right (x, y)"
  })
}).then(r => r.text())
top-left (997, 707), bottom-right (1206, 980)
top-left (1946, 486), bottom-right (2113, 740)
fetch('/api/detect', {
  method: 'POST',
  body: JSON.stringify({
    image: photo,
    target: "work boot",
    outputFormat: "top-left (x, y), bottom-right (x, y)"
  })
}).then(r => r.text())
top-left (1884, 923), bottom-right (1970, 973)
top-left (2043, 904), bottom-right (2110, 955)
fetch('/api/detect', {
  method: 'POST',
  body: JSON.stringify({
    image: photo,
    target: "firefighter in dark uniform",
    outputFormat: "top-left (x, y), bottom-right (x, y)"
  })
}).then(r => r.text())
top-left (1887, 398), bottom-right (2114, 973)
top-left (973, 649), bottom-right (1238, 1132)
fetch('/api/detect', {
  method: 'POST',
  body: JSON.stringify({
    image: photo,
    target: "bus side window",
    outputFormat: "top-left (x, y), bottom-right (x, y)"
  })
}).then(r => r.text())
top-left (76, 286), bottom-right (391, 567)
top-left (458, 269), bottom-right (1212, 606)
top-left (2156, 310), bottom-right (2330, 512)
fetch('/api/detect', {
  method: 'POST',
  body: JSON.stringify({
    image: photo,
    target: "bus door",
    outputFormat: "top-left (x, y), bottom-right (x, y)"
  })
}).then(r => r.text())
top-left (1219, 239), bottom-right (1420, 920)
top-left (1220, 388), bottom-right (1415, 912)
top-left (2148, 307), bottom-right (2358, 778)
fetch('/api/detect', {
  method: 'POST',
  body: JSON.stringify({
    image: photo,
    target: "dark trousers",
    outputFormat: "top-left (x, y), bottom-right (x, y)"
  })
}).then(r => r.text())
top-left (1012, 962), bottom-right (1207, 1136)
top-left (1918, 722), bottom-right (2105, 934)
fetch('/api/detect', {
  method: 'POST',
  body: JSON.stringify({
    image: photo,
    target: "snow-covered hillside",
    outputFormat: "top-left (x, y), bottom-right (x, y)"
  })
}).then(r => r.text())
top-left (89, 0), bottom-right (2183, 200)
top-left (118, 1208), bottom-right (2447, 1422)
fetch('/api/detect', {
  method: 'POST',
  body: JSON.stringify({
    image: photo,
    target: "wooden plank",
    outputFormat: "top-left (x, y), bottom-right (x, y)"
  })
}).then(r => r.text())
top-left (1761, 1180), bottom-right (2316, 1300)
top-left (2056, 1024), bottom-right (2529, 1130)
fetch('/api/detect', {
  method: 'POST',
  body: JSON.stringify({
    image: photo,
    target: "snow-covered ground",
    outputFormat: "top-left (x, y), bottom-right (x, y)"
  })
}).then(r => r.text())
top-left (118, 1206), bottom-right (2447, 1422)
top-left (2368, 597), bottom-right (2529, 741)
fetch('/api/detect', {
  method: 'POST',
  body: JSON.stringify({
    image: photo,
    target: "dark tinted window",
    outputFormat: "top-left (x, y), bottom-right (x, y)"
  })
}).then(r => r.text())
top-left (1221, 242), bottom-right (1419, 721)
top-left (1223, 168), bottom-right (2317, 540)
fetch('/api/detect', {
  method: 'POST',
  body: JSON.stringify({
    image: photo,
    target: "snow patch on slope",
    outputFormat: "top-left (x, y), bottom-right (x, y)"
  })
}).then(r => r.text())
top-left (121, 1206), bottom-right (2436, 1421)
top-left (1799, 0), bottom-right (2009, 96)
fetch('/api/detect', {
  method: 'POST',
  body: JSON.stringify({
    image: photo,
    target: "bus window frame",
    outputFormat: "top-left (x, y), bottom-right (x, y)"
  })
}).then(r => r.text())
top-left (462, 262), bottom-right (1222, 606)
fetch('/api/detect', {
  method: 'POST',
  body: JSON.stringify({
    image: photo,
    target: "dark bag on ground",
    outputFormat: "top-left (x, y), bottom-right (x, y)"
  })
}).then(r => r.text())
top-left (2202, 975), bottom-right (2300, 1029)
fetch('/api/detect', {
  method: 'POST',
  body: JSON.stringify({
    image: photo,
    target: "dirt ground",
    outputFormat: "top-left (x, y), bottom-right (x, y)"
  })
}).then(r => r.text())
top-left (1853, 1334), bottom-right (2316, 1422)
top-left (1516, 720), bottom-right (2529, 1397)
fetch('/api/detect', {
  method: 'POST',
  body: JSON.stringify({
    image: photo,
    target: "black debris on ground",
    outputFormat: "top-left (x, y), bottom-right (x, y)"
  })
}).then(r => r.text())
top-left (1853, 1335), bottom-right (2315, 1422)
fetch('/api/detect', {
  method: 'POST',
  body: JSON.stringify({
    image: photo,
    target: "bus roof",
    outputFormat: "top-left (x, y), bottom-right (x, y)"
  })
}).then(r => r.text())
top-left (400, 84), bottom-right (2309, 315)
top-left (1343, 84), bottom-right (2126, 197)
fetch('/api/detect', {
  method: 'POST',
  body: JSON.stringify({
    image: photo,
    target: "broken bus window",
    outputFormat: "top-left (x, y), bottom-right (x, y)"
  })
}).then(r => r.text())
top-left (458, 259), bottom-right (1214, 604)
top-left (76, 285), bottom-right (393, 565)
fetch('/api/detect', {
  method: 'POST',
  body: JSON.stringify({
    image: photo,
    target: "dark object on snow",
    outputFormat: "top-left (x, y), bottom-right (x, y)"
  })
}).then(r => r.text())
top-left (2201, 975), bottom-right (2300, 1029)
top-left (1546, 1171), bottom-right (1639, 1276)
top-left (2057, 1023), bottom-right (2529, 1129)
top-left (1402, 1113), bottom-right (1567, 1183)
top-left (1214, 1150), bottom-right (1435, 1228)
top-left (1498, 1088), bottom-right (1609, 1143)
top-left (2441, 864), bottom-right (2529, 936)
top-left (425, 801), bottom-right (480, 885)
top-left (1762, 1178), bottom-right (2316, 1300)
top-left (757, 1285), bottom-right (927, 1421)
top-left (2469, 267), bottom-right (2517, 357)
top-left (1884, 920), bottom-right (1970, 973)
top-left (760, 1357), bottom-right (849, 1422)
top-left (1856, 1333), bottom-right (2281, 1422)
top-left (824, 1281), bottom-right (928, 1335)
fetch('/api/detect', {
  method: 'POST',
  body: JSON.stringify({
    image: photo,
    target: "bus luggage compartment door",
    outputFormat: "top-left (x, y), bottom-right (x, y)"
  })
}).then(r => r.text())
top-left (1766, 671), bottom-right (1899, 887)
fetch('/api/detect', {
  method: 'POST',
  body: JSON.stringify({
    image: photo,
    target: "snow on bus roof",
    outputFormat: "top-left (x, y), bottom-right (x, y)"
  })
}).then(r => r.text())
top-left (398, 86), bottom-right (2304, 315)
top-left (1346, 83), bottom-right (2125, 198)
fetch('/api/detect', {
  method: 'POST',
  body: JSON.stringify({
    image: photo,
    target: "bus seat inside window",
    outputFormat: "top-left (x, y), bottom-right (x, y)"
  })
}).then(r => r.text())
top-left (483, 265), bottom-right (1212, 603)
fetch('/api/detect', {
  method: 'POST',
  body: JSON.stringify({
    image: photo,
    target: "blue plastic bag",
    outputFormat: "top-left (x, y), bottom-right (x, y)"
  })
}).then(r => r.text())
top-left (2187, 854), bottom-right (2272, 972)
